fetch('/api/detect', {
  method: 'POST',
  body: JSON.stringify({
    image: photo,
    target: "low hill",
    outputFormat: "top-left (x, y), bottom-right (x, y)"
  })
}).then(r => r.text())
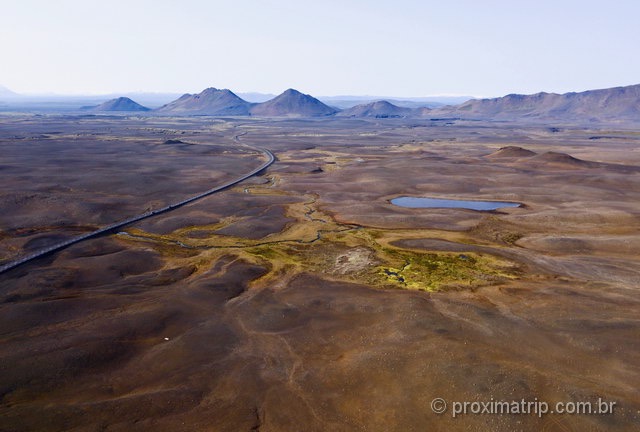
top-left (155, 88), bottom-right (252, 116)
top-left (336, 100), bottom-right (414, 118)
top-left (250, 89), bottom-right (336, 117)
top-left (435, 84), bottom-right (640, 122)
top-left (486, 146), bottom-right (537, 159)
top-left (319, 94), bottom-right (470, 109)
top-left (530, 152), bottom-right (596, 167)
top-left (84, 97), bottom-right (150, 112)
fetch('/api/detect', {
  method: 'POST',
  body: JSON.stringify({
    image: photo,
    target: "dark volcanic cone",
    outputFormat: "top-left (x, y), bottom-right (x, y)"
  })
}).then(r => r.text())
top-left (250, 89), bottom-right (336, 117)
top-left (155, 88), bottom-right (252, 116)
top-left (89, 97), bottom-right (150, 112)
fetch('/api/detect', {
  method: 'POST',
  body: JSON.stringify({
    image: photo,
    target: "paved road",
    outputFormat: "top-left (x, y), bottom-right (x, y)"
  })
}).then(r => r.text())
top-left (0, 146), bottom-right (275, 275)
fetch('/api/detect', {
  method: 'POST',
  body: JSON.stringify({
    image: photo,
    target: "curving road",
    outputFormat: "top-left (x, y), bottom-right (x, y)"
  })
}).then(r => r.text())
top-left (0, 146), bottom-right (275, 275)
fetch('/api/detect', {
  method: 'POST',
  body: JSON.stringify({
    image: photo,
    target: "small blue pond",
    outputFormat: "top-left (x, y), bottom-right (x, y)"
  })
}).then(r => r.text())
top-left (390, 197), bottom-right (520, 211)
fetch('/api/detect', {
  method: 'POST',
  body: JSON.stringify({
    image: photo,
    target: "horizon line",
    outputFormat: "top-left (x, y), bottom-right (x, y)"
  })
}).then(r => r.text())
top-left (3, 81), bottom-right (638, 101)
top-left (2, 89), bottom-right (487, 100)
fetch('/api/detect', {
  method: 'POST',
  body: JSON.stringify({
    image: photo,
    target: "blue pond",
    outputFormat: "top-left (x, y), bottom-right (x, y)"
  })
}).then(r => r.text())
top-left (390, 196), bottom-right (520, 211)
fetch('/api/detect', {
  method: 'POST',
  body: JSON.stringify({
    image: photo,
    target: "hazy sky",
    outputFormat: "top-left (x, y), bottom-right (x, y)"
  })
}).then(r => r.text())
top-left (2, 0), bottom-right (639, 97)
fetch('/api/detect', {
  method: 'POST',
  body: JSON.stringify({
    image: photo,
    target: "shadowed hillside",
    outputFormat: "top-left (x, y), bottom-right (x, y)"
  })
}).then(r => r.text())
top-left (436, 84), bottom-right (640, 122)
top-left (84, 97), bottom-right (150, 112)
top-left (155, 88), bottom-right (252, 116)
top-left (250, 89), bottom-right (336, 117)
top-left (336, 100), bottom-right (413, 118)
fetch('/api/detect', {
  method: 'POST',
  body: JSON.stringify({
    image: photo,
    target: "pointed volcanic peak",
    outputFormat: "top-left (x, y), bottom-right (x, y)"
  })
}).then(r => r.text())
top-left (439, 83), bottom-right (640, 122)
top-left (155, 88), bottom-right (252, 116)
top-left (336, 100), bottom-right (414, 118)
top-left (250, 89), bottom-right (336, 117)
top-left (87, 97), bottom-right (150, 112)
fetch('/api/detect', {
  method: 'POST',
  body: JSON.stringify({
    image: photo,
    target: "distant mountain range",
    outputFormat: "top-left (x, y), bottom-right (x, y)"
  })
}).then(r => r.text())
top-left (2, 83), bottom-right (639, 122)
top-left (154, 88), bottom-right (336, 117)
top-left (435, 84), bottom-right (640, 122)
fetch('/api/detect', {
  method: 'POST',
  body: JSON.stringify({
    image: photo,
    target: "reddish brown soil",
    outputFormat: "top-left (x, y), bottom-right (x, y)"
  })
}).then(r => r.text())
top-left (1, 116), bottom-right (639, 431)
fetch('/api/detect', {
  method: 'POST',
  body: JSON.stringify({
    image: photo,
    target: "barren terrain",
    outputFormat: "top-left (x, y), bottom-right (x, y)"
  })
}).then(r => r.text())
top-left (1, 115), bottom-right (640, 431)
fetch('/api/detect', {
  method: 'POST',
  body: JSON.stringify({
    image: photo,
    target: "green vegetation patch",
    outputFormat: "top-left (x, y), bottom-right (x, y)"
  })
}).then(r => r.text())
top-left (118, 214), bottom-right (520, 293)
top-left (377, 248), bottom-right (518, 291)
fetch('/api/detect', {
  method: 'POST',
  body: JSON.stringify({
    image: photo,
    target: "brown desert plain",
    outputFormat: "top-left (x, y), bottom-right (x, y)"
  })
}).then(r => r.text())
top-left (1, 114), bottom-right (640, 431)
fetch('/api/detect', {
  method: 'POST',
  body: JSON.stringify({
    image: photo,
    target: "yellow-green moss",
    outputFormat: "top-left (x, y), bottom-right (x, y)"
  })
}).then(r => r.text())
top-left (376, 248), bottom-right (517, 291)
top-left (116, 198), bottom-right (520, 292)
